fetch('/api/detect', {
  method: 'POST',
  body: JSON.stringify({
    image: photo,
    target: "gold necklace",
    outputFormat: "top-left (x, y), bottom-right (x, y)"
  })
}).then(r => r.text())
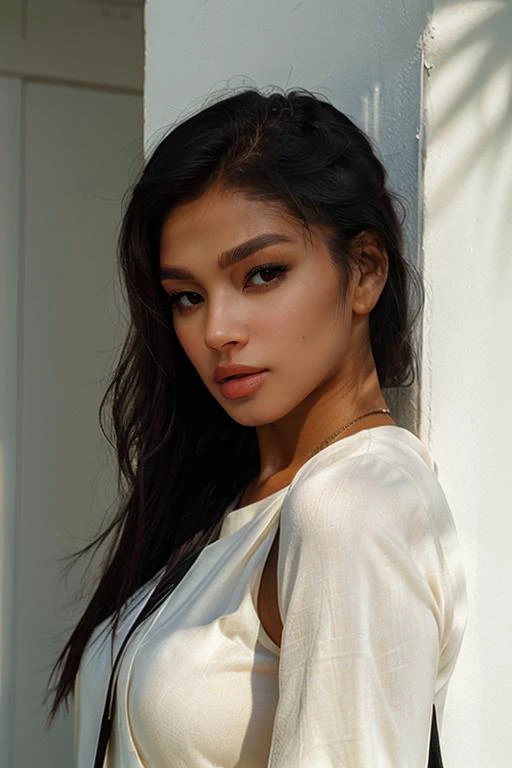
top-left (306, 408), bottom-right (392, 460)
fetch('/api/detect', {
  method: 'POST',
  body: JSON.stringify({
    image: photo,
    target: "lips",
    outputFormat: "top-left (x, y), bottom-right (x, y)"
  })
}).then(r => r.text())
top-left (218, 369), bottom-right (269, 399)
top-left (214, 365), bottom-right (267, 383)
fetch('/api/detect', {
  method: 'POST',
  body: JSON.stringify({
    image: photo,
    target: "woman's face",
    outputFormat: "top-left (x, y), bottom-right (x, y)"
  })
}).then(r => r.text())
top-left (159, 184), bottom-right (360, 427)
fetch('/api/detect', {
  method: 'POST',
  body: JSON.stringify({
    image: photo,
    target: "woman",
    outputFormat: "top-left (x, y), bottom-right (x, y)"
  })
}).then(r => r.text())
top-left (47, 87), bottom-right (467, 766)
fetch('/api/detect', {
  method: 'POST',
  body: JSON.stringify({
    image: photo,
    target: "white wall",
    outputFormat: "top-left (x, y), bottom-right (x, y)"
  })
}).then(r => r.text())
top-left (0, 0), bottom-right (144, 92)
top-left (0, 2), bottom-right (144, 766)
top-left (421, 2), bottom-right (512, 766)
top-left (0, 76), bottom-right (142, 768)
top-left (0, 75), bottom-right (22, 768)
top-left (10, 81), bottom-right (142, 768)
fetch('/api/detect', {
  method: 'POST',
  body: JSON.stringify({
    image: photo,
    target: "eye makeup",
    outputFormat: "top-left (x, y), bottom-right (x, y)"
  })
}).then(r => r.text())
top-left (165, 262), bottom-right (290, 314)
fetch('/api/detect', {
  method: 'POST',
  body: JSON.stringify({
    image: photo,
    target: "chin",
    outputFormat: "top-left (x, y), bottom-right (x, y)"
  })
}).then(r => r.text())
top-left (225, 398), bottom-right (302, 428)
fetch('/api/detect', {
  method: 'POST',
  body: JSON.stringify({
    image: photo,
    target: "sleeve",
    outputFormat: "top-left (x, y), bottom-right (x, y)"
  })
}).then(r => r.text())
top-left (267, 451), bottom-right (447, 768)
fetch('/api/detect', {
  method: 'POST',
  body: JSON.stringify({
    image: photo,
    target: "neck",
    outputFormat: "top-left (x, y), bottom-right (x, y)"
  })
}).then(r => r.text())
top-left (251, 360), bottom-right (392, 487)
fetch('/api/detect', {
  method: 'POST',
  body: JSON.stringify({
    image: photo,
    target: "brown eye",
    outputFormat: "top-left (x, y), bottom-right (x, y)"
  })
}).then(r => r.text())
top-left (166, 291), bottom-right (202, 313)
top-left (165, 262), bottom-right (290, 316)
top-left (245, 263), bottom-right (289, 288)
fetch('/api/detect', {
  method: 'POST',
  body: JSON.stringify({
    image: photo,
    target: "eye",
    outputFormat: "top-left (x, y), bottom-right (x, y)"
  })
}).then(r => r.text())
top-left (165, 290), bottom-right (202, 313)
top-left (245, 262), bottom-right (290, 288)
top-left (165, 262), bottom-right (290, 315)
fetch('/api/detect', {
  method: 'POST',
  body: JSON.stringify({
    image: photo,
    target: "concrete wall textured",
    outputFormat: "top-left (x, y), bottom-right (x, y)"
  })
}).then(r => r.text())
top-left (421, 1), bottom-right (511, 765)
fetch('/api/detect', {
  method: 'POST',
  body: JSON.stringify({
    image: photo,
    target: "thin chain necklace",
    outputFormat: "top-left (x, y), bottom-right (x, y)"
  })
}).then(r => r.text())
top-left (306, 408), bottom-right (392, 460)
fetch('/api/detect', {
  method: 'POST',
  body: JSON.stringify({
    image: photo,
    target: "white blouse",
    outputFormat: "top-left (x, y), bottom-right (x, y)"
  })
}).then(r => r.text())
top-left (74, 426), bottom-right (467, 767)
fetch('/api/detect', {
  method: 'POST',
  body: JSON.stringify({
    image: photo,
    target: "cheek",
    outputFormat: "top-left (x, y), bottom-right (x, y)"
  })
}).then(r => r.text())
top-left (272, 281), bottom-right (341, 349)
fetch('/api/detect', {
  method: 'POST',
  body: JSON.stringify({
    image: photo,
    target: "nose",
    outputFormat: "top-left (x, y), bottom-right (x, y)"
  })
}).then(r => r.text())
top-left (203, 296), bottom-right (249, 352)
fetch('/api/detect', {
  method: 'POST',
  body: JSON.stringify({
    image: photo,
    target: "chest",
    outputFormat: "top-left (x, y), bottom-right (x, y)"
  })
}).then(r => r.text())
top-left (125, 617), bottom-right (279, 767)
top-left (114, 521), bottom-right (282, 767)
top-left (80, 492), bottom-right (286, 768)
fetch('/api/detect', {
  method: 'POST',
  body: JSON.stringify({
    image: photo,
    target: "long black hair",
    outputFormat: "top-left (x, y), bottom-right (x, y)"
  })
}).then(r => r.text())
top-left (46, 85), bottom-right (424, 723)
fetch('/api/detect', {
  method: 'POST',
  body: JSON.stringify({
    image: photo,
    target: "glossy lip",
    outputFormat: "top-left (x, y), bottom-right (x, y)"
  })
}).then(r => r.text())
top-left (213, 364), bottom-right (268, 383)
top-left (219, 370), bottom-right (268, 399)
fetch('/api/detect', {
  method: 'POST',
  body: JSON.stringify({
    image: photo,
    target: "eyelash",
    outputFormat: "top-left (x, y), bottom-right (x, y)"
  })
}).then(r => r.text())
top-left (165, 262), bottom-right (290, 315)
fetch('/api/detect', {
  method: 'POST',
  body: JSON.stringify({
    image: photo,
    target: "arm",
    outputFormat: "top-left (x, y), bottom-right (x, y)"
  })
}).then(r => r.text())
top-left (267, 451), bottom-right (446, 768)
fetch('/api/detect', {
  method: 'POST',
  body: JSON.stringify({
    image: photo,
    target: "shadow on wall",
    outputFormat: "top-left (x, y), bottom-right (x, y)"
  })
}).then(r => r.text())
top-left (425, 0), bottom-right (512, 268)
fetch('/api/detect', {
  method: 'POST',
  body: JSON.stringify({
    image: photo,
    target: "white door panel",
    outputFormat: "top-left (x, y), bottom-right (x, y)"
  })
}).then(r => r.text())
top-left (12, 81), bottom-right (141, 768)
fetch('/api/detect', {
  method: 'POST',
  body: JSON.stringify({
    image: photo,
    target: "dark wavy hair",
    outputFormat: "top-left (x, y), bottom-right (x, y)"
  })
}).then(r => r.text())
top-left (46, 85), bottom-right (424, 723)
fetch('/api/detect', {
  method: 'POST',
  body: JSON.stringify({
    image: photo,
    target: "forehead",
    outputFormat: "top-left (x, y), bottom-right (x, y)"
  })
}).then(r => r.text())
top-left (159, 185), bottom-right (307, 258)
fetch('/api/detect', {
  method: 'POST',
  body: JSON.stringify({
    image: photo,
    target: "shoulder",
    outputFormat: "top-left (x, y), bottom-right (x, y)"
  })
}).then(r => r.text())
top-left (281, 427), bottom-right (451, 551)
top-left (275, 427), bottom-right (467, 657)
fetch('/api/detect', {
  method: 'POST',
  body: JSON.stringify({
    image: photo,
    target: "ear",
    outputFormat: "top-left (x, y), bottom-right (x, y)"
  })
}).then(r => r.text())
top-left (348, 231), bottom-right (389, 316)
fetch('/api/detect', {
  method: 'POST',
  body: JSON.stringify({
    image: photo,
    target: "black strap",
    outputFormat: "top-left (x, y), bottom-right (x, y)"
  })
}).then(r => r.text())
top-left (93, 577), bottom-right (174, 768)
top-left (93, 527), bottom-right (226, 766)
top-left (429, 704), bottom-right (444, 767)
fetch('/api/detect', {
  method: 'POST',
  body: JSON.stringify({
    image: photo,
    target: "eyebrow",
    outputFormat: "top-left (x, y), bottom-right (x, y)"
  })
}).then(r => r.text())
top-left (159, 232), bottom-right (294, 281)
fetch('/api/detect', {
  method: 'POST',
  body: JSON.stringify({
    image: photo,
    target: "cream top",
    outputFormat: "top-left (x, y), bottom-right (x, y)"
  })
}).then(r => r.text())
top-left (74, 426), bottom-right (467, 767)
